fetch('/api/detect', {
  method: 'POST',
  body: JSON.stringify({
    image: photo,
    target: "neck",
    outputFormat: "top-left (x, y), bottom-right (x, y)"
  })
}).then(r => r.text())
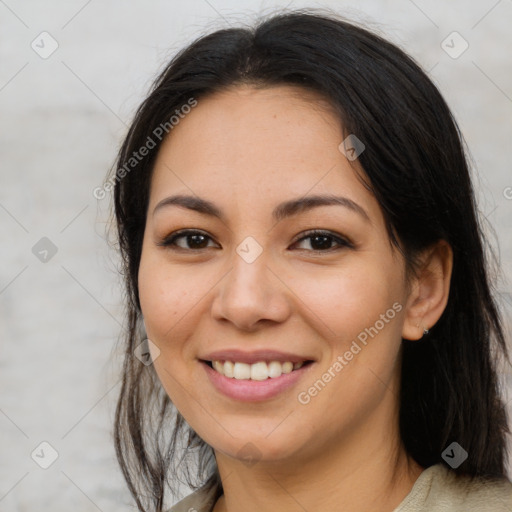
top-left (212, 400), bottom-right (424, 512)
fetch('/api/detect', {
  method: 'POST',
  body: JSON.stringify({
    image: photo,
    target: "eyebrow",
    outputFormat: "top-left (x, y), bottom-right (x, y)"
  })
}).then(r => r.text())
top-left (153, 193), bottom-right (370, 223)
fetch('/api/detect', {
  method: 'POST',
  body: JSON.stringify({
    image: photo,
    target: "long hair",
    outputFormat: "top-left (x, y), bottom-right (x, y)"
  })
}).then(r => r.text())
top-left (110, 10), bottom-right (511, 511)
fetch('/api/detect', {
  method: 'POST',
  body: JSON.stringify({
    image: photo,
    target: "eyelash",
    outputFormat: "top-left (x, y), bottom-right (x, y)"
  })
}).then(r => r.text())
top-left (158, 229), bottom-right (353, 253)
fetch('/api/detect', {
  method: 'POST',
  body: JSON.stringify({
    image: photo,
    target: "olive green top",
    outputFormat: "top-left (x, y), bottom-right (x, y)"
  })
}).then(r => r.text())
top-left (168, 463), bottom-right (512, 511)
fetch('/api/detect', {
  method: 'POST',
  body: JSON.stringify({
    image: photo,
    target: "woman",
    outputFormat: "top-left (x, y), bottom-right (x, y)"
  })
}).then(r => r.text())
top-left (110, 10), bottom-right (512, 512)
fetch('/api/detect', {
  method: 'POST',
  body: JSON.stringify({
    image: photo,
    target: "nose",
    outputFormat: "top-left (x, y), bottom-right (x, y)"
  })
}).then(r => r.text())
top-left (210, 247), bottom-right (292, 331)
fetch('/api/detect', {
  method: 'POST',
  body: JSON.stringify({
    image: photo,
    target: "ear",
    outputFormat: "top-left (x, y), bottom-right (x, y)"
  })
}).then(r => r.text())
top-left (402, 240), bottom-right (453, 341)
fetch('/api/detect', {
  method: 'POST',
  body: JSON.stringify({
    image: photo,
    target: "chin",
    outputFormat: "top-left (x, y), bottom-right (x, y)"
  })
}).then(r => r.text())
top-left (210, 431), bottom-right (305, 465)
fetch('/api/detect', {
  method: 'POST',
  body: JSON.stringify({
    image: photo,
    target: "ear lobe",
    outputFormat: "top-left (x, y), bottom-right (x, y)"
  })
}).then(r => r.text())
top-left (401, 240), bottom-right (453, 341)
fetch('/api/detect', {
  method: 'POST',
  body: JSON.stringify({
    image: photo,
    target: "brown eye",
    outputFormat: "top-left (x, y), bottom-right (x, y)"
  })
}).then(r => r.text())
top-left (292, 230), bottom-right (353, 252)
top-left (159, 230), bottom-right (219, 250)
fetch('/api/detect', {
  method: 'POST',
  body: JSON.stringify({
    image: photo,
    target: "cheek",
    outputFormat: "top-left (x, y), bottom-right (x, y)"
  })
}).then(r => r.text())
top-left (289, 258), bottom-right (403, 342)
top-left (138, 254), bottom-right (204, 411)
top-left (138, 252), bottom-right (197, 343)
top-left (138, 271), bottom-right (182, 336)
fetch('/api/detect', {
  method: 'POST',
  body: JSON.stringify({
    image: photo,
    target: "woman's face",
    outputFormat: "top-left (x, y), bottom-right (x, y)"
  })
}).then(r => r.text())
top-left (138, 85), bottom-right (413, 466)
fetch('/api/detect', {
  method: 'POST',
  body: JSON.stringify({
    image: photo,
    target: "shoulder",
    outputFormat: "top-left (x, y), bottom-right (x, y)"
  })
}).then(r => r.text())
top-left (166, 480), bottom-right (222, 512)
top-left (396, 464), bottom-right (512, 512)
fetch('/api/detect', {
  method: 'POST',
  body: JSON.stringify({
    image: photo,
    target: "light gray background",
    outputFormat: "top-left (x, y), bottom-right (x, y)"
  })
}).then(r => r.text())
top-left (1, 0), bottom-right (511, 510)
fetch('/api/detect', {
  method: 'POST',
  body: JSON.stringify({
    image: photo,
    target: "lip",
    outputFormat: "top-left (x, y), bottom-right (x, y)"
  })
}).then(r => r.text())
top-left (200, 349), bottom-right (314, 365)
top-left (201, 360), bottom-right (315, 402)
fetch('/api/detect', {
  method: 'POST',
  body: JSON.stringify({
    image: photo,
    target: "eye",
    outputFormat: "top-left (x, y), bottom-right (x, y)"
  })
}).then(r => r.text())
top-left (291, 230), bottom-right (353, 252)
top-left (158, 229), bottom-right (219, 250)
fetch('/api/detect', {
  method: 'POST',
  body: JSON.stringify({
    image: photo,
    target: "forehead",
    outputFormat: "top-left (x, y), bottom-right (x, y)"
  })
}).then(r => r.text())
top-left (148, 85), bottom-right (380, 221)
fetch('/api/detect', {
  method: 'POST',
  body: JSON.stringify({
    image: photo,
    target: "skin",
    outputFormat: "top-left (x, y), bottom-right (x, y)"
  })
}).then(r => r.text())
top-left (138, 85), bottom-right (453, 512)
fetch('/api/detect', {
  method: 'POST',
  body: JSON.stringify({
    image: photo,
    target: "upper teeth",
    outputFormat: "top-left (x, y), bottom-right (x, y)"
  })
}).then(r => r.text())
top-left (212, 360), bottom-right (305, 380)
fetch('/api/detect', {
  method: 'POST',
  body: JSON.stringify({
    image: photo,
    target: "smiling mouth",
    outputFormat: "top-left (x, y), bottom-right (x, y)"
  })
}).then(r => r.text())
top-left (202, 359), bottom-right (314, 381)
